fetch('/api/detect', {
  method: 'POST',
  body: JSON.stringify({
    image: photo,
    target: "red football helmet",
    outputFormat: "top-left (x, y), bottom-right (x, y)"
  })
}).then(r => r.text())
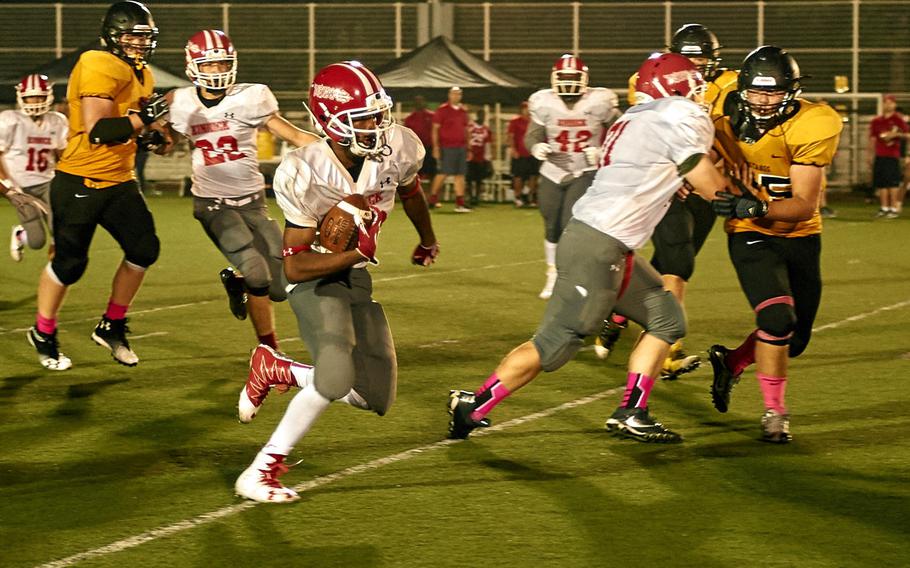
top-left (305, 61), bottom-right (394, 158)
top-left (16, 74), bottom-right (54, 116)
top-left (634, 53), bottom-right (706, 105)
top-left (551, 54), bottom-right (589, 96)
top-left (185, 29), bottom-right (237, 90)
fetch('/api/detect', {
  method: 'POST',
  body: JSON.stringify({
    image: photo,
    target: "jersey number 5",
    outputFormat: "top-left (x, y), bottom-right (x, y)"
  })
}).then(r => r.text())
top-left (196, 136), bottom-right (244, 166)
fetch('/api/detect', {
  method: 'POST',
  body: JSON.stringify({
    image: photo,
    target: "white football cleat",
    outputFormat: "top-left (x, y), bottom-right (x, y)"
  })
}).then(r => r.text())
top-left (538, 267), bottom-right (557, 300)
top-left (239, 344), bottom-right (301, 423)
top-left (235, 454), bottom-right (300, 503)
top-left (27, 327), bottom-right (72, 371)
top-left (10, 225), bottom-right (25, 262)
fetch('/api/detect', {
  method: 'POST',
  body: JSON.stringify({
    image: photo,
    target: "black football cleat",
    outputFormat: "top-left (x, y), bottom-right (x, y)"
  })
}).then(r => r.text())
top-left (27, 326), bottom-right (72, 371)
top-left (91, 316), bottom-right (139, 366)
top-left (220, 267), bottom-right (248, 320)
top-left (605, 406), bottom-right (682, 443)
top-left (447, 390), bottom-right (490, 440)
top-left (593, 317), bottom-right (627, 360)
top-left (709, 344), bottom-right (741, 413)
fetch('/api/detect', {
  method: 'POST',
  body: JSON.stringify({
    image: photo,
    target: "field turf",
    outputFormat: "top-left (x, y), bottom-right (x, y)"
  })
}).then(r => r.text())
top-left (0, 195), bottom-right (908, 567)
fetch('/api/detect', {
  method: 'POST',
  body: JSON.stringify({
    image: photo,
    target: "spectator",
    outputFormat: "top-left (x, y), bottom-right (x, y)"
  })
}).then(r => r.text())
top-left (507, 101), bottom-right (538, 207)
top-left (869, 94), bottom-right (908, 218)
top-left (466, 108), bottom-right (493, 206)
top-left (403, 95), bottom-right (437, 180)
top-left (428, 86), bottom-right (471, 213)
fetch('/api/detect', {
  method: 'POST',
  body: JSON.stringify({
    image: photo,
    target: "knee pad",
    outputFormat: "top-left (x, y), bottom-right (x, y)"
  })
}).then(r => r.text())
top-left (51, 254), bottom-right (88, 285)
top-left (23, 222), bottom-right (47, 250)
top-left (533, 329), bottom-right (585, 372)
top-left (232, 247), bottom-right (271, 292)
top-left (755, 298), bottom-right (796, 346)
top-left (351, 301), bottom-right (397, 415)
top-left (124, 233), bottom-right (160, 269)
top-left (652, 242), bottom-right (695, 281)
top-left (788, 325), bottom-right (813, 358)
top-left (641, 291), bottom-right (687, 345)
top-left (313, 343), bottom-right (357, 401)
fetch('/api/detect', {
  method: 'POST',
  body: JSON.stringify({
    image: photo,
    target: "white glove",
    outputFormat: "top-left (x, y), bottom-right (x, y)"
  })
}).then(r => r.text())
top-left (582, 146), bottom-right (602, 167)
top-left (531, 142), bottom-right (552, 161)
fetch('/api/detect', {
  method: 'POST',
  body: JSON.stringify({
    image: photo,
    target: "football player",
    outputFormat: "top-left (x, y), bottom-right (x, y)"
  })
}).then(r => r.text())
top-left (167, 29), bottom-right (320, 350)
top-left (708, 46), bottom-right (843, 443)
top-left (447, 53), bottom-right (735, 444)
top-left (600, 24), bottom-right (738, 378)
top-left (1, 74), bottom-right (68, 262)
top-left (233, 61), bottom-right (439, 502)
top-left (26, 0), bottom-right (169, 371)
top-left (527, 54), bottom-right (619, 299)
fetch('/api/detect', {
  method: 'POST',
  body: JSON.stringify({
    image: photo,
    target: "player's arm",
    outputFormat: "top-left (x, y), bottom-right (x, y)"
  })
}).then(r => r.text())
top-left (85, 94), bottom-right (168, 145)
top-left (265, 114), bottom-right (321, 148)
top-left (0, 153), bottom-right (17, 193)
top-left (680, 153), bottom-right (730, 201)
top-left (763, 164), bottom-right (822, 222)
top-left (431, 122), bottom-right (441, 159)
top-left (397, 177), bottom-right (439, 266)
top-left (282, 224), bottom-right (369, 283)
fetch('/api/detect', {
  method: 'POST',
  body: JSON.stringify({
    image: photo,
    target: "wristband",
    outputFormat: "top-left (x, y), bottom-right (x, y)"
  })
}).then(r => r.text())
top-left (282, 244), bottom-right (311, 257)
top-left (398, 177), bottom-right (422, 200)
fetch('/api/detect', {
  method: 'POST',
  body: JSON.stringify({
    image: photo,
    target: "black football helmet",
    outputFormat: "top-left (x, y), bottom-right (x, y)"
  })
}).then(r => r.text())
top-left (732, 46), bottom-right (802, 141)
top-left (100, 1), bottom-right (158, 66)
top-left (669, 24), bottom-right (722, 80)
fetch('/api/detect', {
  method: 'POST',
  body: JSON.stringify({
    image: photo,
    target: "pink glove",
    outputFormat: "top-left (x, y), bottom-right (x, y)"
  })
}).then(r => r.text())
top-left (412, 242), bottom-right (440, 266)
top-left (355, 207), bottom-right (387, 264)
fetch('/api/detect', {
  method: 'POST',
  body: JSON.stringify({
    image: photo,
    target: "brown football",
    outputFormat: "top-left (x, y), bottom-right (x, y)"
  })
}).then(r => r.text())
top-left (318, 194), bottom-right (370, 253)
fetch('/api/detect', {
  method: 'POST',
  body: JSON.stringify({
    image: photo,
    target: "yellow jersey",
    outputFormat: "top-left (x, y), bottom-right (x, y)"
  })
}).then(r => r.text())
top-left (628, 69), bottom-right (738, 119)
top-left (714, 99), bottom-right (843, 238)
top-left (57, 50), bottom-right (154, 185)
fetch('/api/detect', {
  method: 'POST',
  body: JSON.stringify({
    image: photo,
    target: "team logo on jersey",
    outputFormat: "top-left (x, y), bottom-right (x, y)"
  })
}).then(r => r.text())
top-left (378, 176), bottom-right (392, 189)
top-left (225, 112), bottom-right (234, 119)
top-left (313, 84), bottom-right (353, 103)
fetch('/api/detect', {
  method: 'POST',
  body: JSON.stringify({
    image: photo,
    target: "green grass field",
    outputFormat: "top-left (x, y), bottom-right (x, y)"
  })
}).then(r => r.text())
top-left (1, 195), bottom-right (908, 568)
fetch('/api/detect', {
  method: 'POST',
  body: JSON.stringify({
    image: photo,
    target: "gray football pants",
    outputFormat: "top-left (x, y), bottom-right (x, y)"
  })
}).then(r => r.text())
top-left (537, 171), bottom-right (595, 243)
top-left (287, 267), bottom-right (398, 415)
top-left (16, 181), bottom-right (52, 249)
top-left (533, 219), bottom-right (687, 372)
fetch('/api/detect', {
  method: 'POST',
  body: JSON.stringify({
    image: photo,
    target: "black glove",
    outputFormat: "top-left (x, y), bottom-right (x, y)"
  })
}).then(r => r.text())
top-left (712, 191), bottom-right (769, 219)
top-left (137, 129), bottom-right (165, 152)
top-left (138, 93), bottom-right (169, 125)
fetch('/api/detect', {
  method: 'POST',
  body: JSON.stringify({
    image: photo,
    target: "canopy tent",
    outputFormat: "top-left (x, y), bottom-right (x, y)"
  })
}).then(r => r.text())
top-left (0, 41), bottom-right (189, 105)
top-left (376, 36), bottom-right (535, 106)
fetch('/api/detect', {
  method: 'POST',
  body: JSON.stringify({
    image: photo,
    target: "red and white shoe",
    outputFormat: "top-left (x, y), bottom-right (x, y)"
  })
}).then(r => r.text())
top-left (235, 453), bottom-right (299, 503)
top-left (238, 344), bottom-right (301, 423)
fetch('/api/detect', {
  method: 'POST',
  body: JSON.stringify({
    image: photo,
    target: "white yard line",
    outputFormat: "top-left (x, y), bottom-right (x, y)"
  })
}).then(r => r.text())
top-left (37, 388), bottom-right (621, 568)
top-left (29, 296), bottom-right (910, 566)
top-left (0, 301), bottom-right (214, 336)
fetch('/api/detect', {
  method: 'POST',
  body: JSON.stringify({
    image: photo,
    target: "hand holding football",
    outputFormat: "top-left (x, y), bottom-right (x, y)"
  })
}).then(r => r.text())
top-left (319, 194), bottom-right (371, 253)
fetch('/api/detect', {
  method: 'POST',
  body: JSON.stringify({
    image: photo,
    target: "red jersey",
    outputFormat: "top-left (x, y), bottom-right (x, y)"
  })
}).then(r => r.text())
top-left (467, 122), bottom-right (491, 163)
top-left (433, 102), bottom-right (468, 148)
top-left (870, 113), bottom-right (908, 158)
top-left (507, 115), bottom-right (531, 157)
top-left (403, 109), bottom-right (434, 148)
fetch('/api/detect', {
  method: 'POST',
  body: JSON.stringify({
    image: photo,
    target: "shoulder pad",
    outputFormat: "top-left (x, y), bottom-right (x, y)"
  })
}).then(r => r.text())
top-left (787, 101), bottom-right (843, 144)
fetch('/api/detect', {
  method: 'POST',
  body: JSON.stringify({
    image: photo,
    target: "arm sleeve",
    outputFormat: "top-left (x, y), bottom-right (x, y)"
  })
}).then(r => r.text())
top-left (0, 111), bottom-right (15, 153)
top-left (273, 154), bottom-right (319, 228)
top-left (249, 85), bottom-right (280, 127)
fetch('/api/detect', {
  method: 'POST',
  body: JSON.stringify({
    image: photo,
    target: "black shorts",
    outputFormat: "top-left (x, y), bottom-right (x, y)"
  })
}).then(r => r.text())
top-left (466, 161), bottom-right (492, 183)
top-left (873, 156), bottom-right (902, 189)
top-left (511, 156), bottom-right (539, 179)
top-left (728, 231), bottom-right (822, 358)
top-left (419, 152), bottom-right (437, 177)
top-left (650, 194), bottom-right (716, 281)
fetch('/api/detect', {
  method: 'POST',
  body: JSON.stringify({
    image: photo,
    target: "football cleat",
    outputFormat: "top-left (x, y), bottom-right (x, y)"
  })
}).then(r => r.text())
top-left (220, 267), bottom-right (248, 320)
top-left (708, 344), bottom-right (741, 413)
top-left (660, 342), bottom-right (701, 380)
top-left (235, 454), bottom-right (300, 503)
top-left (27, 326), bottom-right (72, 371)
top-left (447, 389), bottom-right (490, 440)
top-left (538, 267), bottom-right (557, 300)
top-left (238, 344), bottom-right (300, 423)
top-left (10, 225), bottom-right (25, 262)
top-left (760, 409), bottom-right (791, 444)
top-left (91, 316), bottom-right (139, 366)
top-left (605, 406), bottom-right (682, 443)
top-left (453, 205), bottom-right (473, 213)
top-left (593, 317), bottom-right (627, 360)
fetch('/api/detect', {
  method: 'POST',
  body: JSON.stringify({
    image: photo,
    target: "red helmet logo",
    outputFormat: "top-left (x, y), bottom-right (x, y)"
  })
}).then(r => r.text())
top-left (634, 53), bottom-right (705, 104)
top-left (551, 54), bottom-right (589, 96)
top-left (185, 29), bottom-right (237, 90)
top-left (16, 74), bottom-right (54, 116)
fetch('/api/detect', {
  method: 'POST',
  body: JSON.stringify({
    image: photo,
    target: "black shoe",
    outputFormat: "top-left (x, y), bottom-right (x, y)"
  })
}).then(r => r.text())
top-left (27, 326), bottom-right (72, 371)
top-left (708, 344), bottom-right (740, 413)
top-left (593, 318), bottom-right (627, 360)
top-left (91, 316), bottom-right (139, 366)
top-left (447, 390), bottom-right (490, 440)
top-left (220, 267), bottom-right (248, 320)
top-left (605, 406), bottom-right (682, 443)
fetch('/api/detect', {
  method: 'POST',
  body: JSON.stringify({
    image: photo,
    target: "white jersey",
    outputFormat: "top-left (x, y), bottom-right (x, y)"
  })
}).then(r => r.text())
top-left (528, 87), bottom-right (619, 183)
top-left (169, 83), bottom-right (279, 199)
top-left (0, 110), bottom-right (68, 188)
top-left (274, 124), bottom-right (424, 232)
top-left (572, 97), bottom-right (714, 250)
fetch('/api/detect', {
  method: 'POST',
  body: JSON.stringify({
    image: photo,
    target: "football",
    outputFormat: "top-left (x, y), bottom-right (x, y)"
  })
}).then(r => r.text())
top-left (318, 194), bottom-right (371, 253)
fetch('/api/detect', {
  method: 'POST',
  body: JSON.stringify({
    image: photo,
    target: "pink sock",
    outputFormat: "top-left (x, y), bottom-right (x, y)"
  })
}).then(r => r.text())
top-left (475, 373), bottom-right (501, 396)
top-left (727, 331), bottom-right (757, 376)
top-left (36, 314), bottom-right (56, 334)
top-left (611, 314), bottom-right (628, 326)
top-left (470, 375), bottom-right (511, 421)
top-left (757, 373), bottom-right (787, 414)
top-left (105, 299), bottom-right (129, 320)
top-left (622, 372), bottom-right (655, 408)
top-left (258, 332), bottom-right (279, 350)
